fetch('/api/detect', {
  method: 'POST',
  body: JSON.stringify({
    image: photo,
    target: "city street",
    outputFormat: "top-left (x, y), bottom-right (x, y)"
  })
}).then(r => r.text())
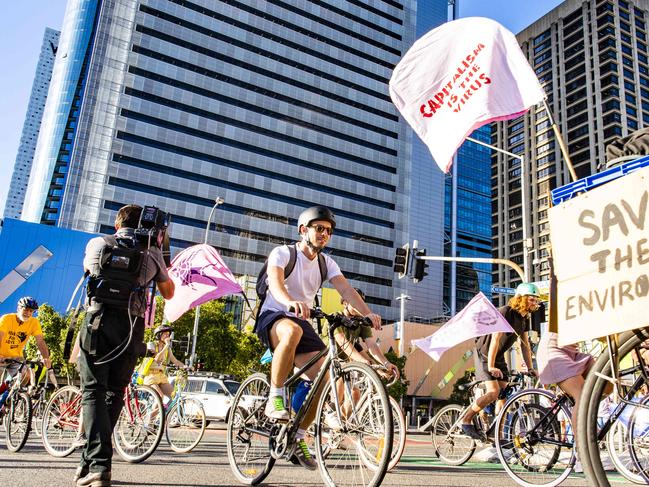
top-left (0, 425), bottom-right (635, 486)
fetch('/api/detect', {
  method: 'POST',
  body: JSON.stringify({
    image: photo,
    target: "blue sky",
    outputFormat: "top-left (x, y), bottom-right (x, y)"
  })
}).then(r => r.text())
top-left (0, 0), bottom-right (564, 215)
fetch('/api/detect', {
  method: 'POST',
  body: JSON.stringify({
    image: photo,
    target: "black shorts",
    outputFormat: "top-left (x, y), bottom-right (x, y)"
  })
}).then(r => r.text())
top-left (474, 349), bottom-right (509, 382)
top-left (255, 310), bottom-right (326, 354)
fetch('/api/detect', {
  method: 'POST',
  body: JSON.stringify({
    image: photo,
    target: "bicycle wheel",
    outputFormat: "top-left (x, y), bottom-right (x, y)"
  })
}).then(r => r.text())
top-left (226, 372), bottom-right (275, 485)
top-left (165, 397), bottom-right (206, 453)
top-left (42, 385), bottom-right (82, 457)
top-left (495, 389), bottom-right (574, 487)
top-left (314, 362), bottom-right (392, 487)
top-left (577, 328), bottom-right (649, 487)
top-left (113, 384), bottom-right (164, 463)
top-left (430, 404), bottom-right (476, 466)
top-left (628, 393), bottom-right (649, 482)
top-left (606, 417), bottom-right (645, 484)
top-left (388, 396), bottom-right (406, 471)
top-left (5, 391), bottom-right (32, 452)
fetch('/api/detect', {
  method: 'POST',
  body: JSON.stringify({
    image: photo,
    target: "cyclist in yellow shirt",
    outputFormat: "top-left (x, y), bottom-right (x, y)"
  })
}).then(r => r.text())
top-left (0, 297), bottom-right (52, 397)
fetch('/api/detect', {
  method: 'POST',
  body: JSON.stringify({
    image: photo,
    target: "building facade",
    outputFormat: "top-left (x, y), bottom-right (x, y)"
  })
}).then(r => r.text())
top-left (491, 0), bottom-right (649, 298)
top-left (23, 0), bottom-right (454, 320)
top-left (4, 28), bottom-right (60, 220)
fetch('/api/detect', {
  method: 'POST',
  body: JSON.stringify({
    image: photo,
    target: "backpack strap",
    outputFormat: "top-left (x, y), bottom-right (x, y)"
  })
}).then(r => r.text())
top-left (284, 244), bottom-right (298, 280)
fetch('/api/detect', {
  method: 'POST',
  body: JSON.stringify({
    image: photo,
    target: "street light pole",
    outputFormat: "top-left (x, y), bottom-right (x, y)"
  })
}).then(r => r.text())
top-left (395, 294), bottom-right (410, 357)
top-left (189, 197), bottom-right (225, 367)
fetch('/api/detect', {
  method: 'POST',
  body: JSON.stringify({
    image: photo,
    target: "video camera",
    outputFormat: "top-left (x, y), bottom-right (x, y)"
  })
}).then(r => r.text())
top-left (135, 206), bottom-right (171, 265)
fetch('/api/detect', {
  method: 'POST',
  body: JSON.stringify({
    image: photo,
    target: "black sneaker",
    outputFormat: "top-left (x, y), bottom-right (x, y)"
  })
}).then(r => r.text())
top-left (461, 424), bottom-right (485, 441)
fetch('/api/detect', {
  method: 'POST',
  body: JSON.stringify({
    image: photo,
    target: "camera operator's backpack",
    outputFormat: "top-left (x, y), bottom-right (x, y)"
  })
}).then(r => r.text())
top-left (255, 243), bottom-right (327, 328)
top-left (87, 235), bottom-right (146, 308)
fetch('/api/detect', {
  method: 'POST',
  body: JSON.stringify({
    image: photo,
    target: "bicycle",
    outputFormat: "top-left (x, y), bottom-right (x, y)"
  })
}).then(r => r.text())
top-left (112, 372), bottom-right (165, 463)
top-left (41, 383), bottom-right (82, 457)
top-left (226, 307), bottom-right (393, 487)
top-left (430, 371), bottom-right (533, 466)
top-left (497, 350), bottom-right (649, 487)
top-left (0, 358), bottom-right (33, 452)
top-left (577, 329), bottom-right (649, 487)
top-left (164, 367), bottom-right (206, 453)
top-left (27, 360), bottom-right (58, 438)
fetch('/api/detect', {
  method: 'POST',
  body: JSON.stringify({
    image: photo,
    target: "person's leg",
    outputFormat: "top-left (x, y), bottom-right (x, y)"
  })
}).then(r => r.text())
top-left (78, 348), bottom-right (111, 475)
top-left (268, 318), bottom-right (303, 389)
top-left (293, 351), bottom-right (327, 429)
top-left (557, 375), bottom-right (585, 440)
top-left (462, 380), bottom-right (501, 424)
top-left (158, 382), bottom-right (174, 400)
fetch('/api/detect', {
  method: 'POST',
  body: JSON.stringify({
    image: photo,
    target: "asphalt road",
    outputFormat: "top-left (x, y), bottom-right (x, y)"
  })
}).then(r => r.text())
top-left (0, 425), bottom-right (636, 486)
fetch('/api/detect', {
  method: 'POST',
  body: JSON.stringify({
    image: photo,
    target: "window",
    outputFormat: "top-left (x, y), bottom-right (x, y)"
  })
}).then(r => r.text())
top-left (620, 21), bottom-right (631, 33)
top-left (534, 40), bottom-right (551, 54)
top-left (534, 29), bottom-right (551, 45)
top-left (205, 381), bottom-right (225, 394)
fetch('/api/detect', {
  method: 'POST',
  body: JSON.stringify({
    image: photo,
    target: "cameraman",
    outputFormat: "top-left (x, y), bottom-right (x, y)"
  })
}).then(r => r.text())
top-left (75, 205), bottom-right (174, 487)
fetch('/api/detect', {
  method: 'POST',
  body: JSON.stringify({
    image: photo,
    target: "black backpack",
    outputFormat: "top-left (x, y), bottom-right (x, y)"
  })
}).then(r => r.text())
top-left (255, 243), bottom-right (327, 326)
top-left (87, 235), bottom-right (145, 308)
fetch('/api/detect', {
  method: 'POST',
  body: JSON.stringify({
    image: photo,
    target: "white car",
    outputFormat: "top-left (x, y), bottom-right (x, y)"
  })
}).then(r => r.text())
top-left (175, 372), bottom-right (241, 422)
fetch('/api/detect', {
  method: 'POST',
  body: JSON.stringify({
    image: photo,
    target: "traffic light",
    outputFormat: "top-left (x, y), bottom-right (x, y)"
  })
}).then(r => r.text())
top-left (413, 248), bottom-right (429, 283)
top-left (393, 243), bottom-right (411, 279)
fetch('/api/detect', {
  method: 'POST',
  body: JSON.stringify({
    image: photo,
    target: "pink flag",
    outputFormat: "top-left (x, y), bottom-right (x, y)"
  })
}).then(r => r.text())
top-left (412, 292), bottom-right (514, 361)
top-left (389, 17), bottom-right (545, 172)
top-left (164, 244), bottom-right (242, 322)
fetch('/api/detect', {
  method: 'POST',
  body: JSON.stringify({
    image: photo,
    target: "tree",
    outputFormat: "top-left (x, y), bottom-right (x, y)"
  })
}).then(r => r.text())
top-left (383, 351), bottom-right (409, 401)
top-left (24, 304), bottom-right (76, 376)
top-left (448, 368), bottom-right (476, 405)
top-left (154, 298), bottom-right (266, 380)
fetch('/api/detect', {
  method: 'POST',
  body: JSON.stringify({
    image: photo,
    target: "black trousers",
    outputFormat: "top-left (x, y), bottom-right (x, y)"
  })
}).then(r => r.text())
top-left (77, 308), bottom-right (144, 474)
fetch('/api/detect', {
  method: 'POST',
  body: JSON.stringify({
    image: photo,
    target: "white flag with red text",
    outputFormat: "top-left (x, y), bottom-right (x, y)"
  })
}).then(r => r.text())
top-left (412, 292), bottom-right (514, 361)
top-left (389, 17), bottom-right (545, 172)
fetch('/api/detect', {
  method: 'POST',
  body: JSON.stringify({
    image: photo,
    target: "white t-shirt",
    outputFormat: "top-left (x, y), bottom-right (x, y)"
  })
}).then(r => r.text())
top-left (260, 245), bottom-right (342, 314)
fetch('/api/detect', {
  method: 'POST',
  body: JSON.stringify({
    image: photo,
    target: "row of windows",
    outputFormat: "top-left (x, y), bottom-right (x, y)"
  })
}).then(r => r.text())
top-left (113, 149), bottom-right (394, 217)
top-left (125, 85), bottom-right (397, 158)
top-left (120, 106), bottom-right (397, 179)
top-left (140, 4), bottom-right (392, 84)
top-left (135, 23), bottom-right (390, 103)
top-left (103, 200), bottom-right (393, 265)
top-left (130, 44), bottom-right (399, 128)
top-left (127, 65), bottom-right (397, 140)
top-left (171, 0), bottom-right (402, 58)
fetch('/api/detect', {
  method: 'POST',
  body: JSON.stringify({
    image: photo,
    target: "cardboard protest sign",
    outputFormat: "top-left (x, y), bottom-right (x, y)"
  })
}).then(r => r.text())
top-left (549, 166), bottom-right (649, 345)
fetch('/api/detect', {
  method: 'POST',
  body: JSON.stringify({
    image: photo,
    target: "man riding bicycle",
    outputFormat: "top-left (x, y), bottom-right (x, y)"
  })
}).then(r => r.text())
top-left (460, 283), bottom-right (538, 440)
top-left (254, 205), bottom-right (381, 469)
top-left (0, 297), bottom-right (52, 402)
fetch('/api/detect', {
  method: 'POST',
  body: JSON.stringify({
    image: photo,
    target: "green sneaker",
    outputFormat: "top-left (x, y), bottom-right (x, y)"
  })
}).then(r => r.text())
top-left (293, 438), bottom-right (317, 470)
top-left (264, 395), bottom-right (289, 421)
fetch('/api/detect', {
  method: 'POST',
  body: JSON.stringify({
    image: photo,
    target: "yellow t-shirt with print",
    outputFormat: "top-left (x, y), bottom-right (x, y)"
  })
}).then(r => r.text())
top-left (0, 314), bottom-right (42, 358)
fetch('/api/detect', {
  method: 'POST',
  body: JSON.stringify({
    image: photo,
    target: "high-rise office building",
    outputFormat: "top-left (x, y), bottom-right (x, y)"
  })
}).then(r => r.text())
top-left (4, 28), bottom-right (60, 220)
top-left (24, 0), bottom-right (451, 320)
top-left (491, 0), bottom-right (649, 299)
top-left (444, 127), bottom-right (493, 314)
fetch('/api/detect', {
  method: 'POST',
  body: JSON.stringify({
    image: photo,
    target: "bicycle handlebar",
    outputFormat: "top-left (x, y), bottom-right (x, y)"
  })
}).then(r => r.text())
top-left (289, 306), bottom-right (372, 330)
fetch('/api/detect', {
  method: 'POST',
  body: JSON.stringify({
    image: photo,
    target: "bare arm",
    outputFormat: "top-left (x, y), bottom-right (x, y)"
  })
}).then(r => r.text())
top-left (34, 335), bottom-right (52, 368)
top-left (330, 275), bottom-right (381, 330)
top-left (167, 347), bottom-right (185, 368)
top-left (157, 279), bottom-right (175, 299)
top-left (519, 332), bottom-right (535, 373)
top-left (366, 338), bottom-right (400, 379)
top-left (334, 329), bottom-right (370, 365)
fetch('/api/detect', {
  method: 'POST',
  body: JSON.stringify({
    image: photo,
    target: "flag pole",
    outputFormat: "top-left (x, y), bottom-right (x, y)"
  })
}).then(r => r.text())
top-left (542, 99), bottom-right (578, 183)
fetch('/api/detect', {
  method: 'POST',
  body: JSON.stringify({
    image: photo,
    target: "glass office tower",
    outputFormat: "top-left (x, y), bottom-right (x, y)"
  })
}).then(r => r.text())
top-left (23, 0), bottom-right (438, 320)
top-left (4, 28), bottom-right (60, 220)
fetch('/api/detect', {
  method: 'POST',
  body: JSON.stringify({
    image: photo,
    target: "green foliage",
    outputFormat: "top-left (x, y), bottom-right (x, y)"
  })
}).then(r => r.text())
top-left (448, 367), bottom-right (476, 405)
top-left (24, 304), bottom-right (77, 377)
top-left (155, 298), bottom-right (266, 380)
top-left (384, 350), bottom-right (409, 401)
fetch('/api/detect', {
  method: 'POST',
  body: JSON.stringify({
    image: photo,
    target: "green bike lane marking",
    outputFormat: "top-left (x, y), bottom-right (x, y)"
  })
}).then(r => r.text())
top-left (398, 456), bottom-right (631, 483)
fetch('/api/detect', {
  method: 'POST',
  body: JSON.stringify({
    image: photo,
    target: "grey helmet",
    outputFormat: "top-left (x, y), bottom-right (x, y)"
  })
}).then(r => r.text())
top-left (154, 325), bottom-right (173, 339)
top-left (297, 206), bottom-right (336, 234)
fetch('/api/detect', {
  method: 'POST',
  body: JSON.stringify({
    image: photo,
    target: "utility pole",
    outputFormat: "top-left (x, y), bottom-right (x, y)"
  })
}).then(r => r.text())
top-left (189, 196), bottom-right (224, 367)
top-left (395, 294), bottom-right (411, 357)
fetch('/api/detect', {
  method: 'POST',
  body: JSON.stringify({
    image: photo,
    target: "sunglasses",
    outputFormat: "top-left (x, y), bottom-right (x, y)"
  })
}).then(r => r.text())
top-left (309, 224), bottom-right (333, 236)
